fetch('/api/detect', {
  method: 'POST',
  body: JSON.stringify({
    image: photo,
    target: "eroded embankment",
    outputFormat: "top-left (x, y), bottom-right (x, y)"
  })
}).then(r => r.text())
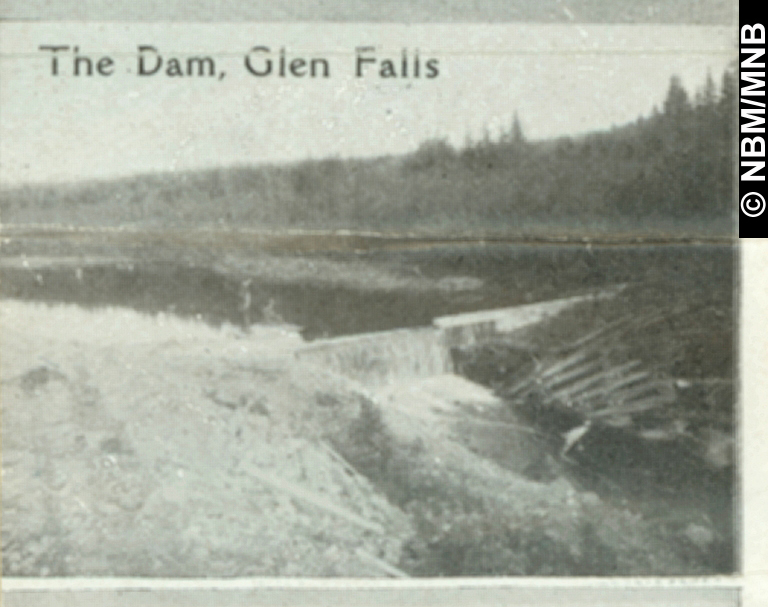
top-left (3, 296), bottom-right (722, 578)
top-left (2, 301), bottom-right (414, 577)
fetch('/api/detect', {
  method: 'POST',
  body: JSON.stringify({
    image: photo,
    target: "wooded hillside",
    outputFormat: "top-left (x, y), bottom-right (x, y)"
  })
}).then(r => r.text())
top-left (1, 69), bottom-right (735, 237)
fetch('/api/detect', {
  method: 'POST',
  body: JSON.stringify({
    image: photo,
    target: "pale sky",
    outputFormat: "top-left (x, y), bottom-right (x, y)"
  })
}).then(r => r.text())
top-left (0, 24), bottom-right (734, 186)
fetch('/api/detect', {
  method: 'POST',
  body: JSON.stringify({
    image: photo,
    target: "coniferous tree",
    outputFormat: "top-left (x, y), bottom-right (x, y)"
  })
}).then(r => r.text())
top-left (664, 75), bottom-right (691, 117)
top-left (512, 112), bottom-right (525, 145)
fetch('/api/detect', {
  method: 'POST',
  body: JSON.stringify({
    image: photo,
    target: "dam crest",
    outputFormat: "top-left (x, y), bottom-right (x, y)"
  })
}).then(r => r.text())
top-left (295, 288), bottom-right (623, 386)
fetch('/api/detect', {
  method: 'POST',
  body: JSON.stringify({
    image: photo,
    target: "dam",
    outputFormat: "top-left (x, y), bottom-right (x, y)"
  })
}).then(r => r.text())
top-left (295, 288), bottom-right (622, 386)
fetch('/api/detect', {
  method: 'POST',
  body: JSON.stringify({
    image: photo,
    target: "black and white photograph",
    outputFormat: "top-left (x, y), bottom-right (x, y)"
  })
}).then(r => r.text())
top-left (0, 9), bottom-right (756, 606)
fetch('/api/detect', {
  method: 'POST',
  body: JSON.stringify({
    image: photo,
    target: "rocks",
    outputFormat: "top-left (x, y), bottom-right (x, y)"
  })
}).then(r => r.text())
top-left (18, 365), bottom-right (67, 393)
top-left (683, 523), bottom-right (715, 550)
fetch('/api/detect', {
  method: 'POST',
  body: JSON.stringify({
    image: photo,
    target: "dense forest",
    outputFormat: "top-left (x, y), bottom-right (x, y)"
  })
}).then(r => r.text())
top-left (1, 68), bottom-right (736, 237)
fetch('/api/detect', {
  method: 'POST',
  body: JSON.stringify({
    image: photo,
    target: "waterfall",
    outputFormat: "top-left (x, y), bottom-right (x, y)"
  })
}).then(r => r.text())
top-left (296, 327), bottom-right (452, 386)
top-left (295, 288), bottom-right (623, 386)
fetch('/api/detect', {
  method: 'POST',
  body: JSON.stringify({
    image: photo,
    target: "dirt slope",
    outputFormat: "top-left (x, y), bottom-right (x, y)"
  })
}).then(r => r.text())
top-left (2, 301), bottom-right (411, 577)
top-left (2, 300), bottom-right (712, 577)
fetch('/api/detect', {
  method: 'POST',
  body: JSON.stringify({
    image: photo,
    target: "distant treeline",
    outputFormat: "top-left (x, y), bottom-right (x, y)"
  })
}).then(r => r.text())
top-left (1, 69), bottom-right (735, 236)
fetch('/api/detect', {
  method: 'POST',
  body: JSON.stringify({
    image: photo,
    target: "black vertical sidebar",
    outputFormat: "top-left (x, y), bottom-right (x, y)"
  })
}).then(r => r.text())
top-left (738, 19), bottom-right (768, 237)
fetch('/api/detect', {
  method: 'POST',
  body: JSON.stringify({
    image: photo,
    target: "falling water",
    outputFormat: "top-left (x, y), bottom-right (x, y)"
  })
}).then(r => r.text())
top-left (296, 327), bottom-right (452, 386)
top-left (295, 290), bottom-right (624, 386)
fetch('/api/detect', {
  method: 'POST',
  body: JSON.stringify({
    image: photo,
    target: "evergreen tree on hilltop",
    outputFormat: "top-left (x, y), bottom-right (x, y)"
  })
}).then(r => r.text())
top-left (664, 75), bottom-right (691, 118)
top-left (511, 112), bottom-right (525, 145)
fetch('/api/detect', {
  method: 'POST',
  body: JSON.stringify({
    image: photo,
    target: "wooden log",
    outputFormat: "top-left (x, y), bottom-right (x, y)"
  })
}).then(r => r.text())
top-left (355, 548), bottom-right (410, 578)
top-left (551, 360), bottom-right (642, 401)
top-left (544, 360), bottom-right (603, 391)
top-left (241, 462), bottom-right (385, 534)
top-left (587, 396), bottom-right (670, 419)
top-left (538, 349), bottom-right (593, 381)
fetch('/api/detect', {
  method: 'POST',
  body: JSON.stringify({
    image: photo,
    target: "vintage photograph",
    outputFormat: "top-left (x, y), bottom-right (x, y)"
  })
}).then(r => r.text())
top-left (1, 22), bottom-right (737, 585)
